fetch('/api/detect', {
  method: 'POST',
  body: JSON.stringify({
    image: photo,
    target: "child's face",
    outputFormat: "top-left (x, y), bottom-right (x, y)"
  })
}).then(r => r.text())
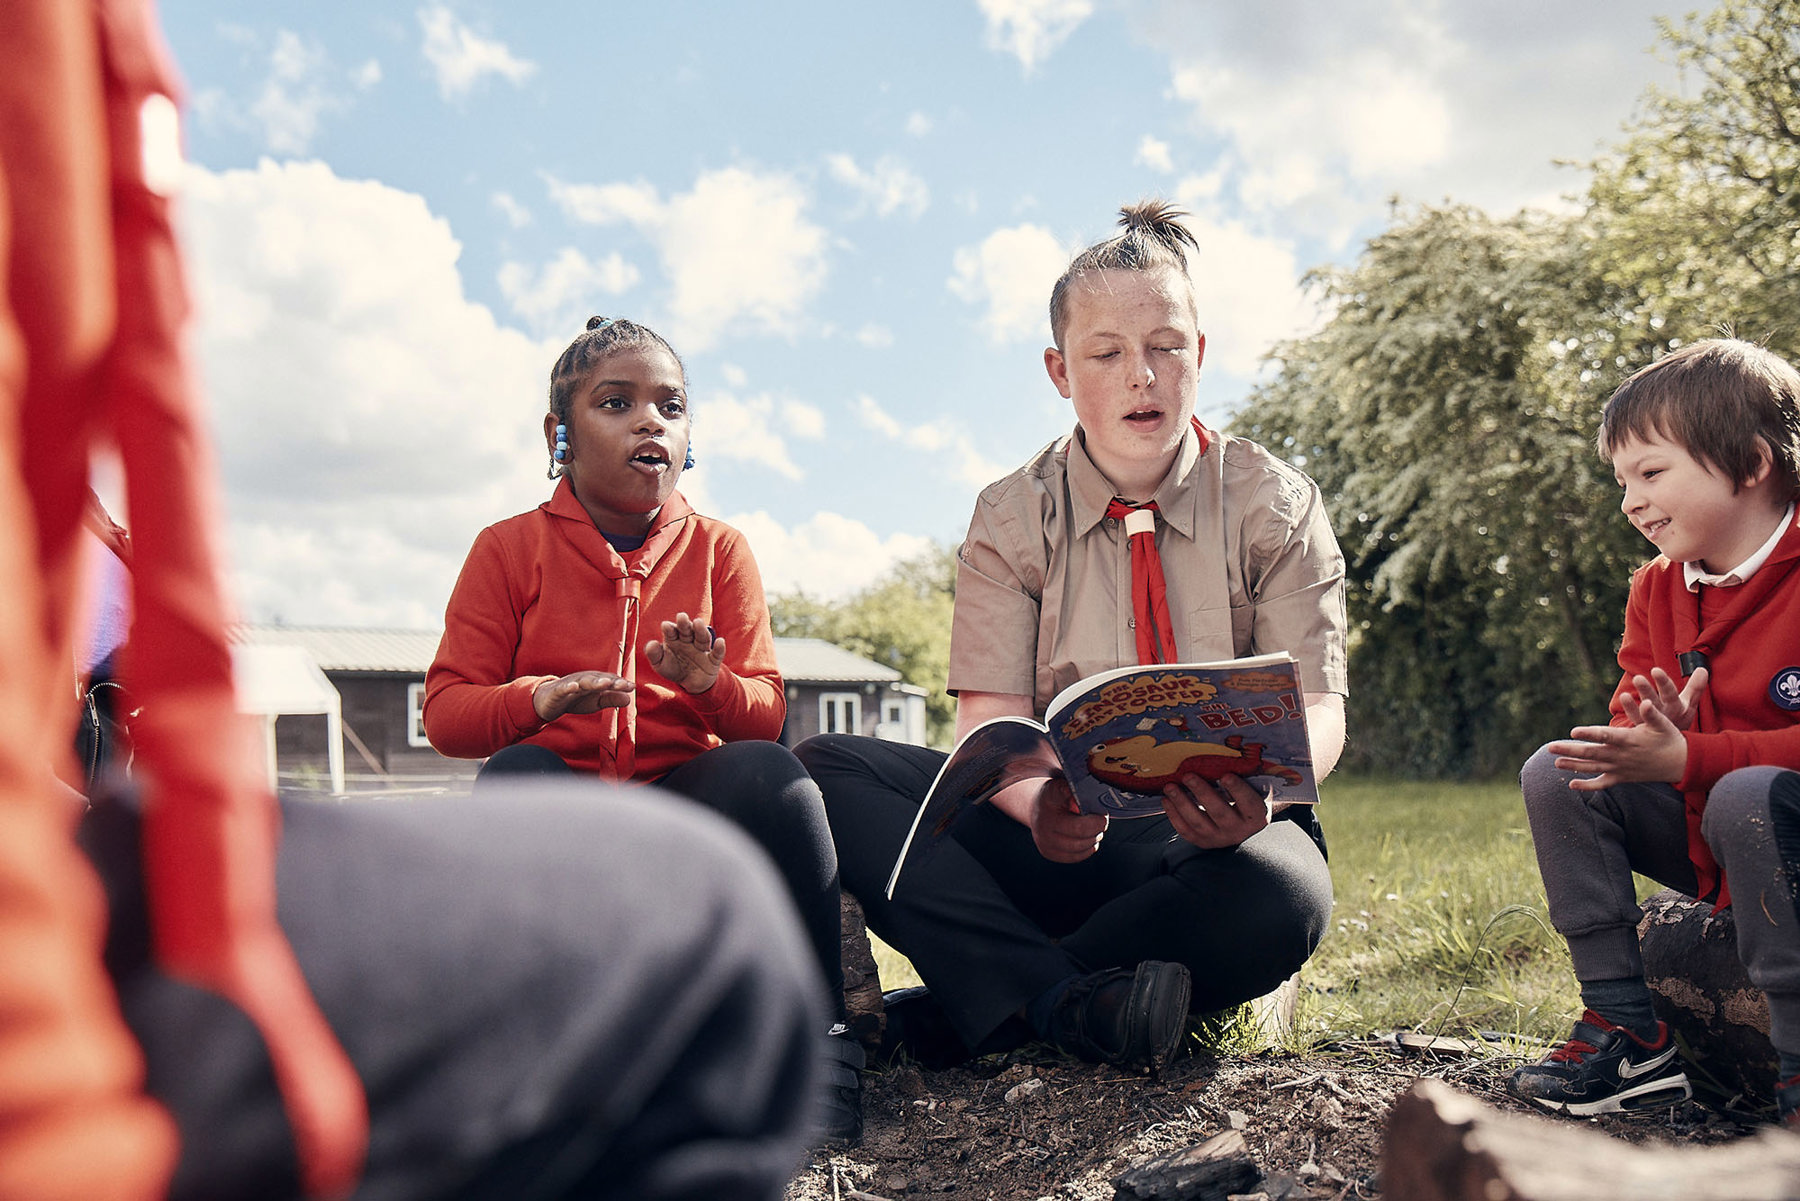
top-left (1611, 430), bottom-right (1772, 573)
top-left (546, 344), bottom-right (690, 534)
top-left (1045, 267), bottom-right (1204, 490)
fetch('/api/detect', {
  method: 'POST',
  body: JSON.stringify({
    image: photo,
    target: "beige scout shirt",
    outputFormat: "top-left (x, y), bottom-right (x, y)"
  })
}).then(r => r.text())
top-left (948, 422), bottom-right (1349, 717)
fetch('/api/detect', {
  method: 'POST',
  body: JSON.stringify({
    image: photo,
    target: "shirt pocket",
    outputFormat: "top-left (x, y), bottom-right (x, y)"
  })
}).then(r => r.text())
top-left (1180, 605), bottom-right (1241, 662)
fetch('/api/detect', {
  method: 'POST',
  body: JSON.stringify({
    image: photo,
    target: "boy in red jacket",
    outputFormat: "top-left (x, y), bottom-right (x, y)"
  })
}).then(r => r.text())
top-left (1509, 338), bottom-right (1800, 1122)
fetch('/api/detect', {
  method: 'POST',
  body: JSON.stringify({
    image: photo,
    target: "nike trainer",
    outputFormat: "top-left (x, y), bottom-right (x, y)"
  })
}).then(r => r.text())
top-left (1507, 1009), bottom-right (1691, 1116)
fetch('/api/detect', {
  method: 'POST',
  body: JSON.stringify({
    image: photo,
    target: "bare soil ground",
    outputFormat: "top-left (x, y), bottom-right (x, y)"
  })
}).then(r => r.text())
top-left (785, 1039), bottom-right (1756, 1201)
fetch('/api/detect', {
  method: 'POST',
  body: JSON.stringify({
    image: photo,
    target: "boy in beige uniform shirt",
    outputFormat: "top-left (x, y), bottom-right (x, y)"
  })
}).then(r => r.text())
top-left (799, 202), bottom-right (1347, 1070)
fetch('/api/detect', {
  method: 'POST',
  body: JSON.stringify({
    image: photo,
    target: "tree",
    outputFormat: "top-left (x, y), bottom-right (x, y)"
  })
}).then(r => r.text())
top-left (1587, 0), bottom-right (1800, 354)
top-left (769, 545), bottom-right (958, 746)
top-left (1233, 206), bottom-right (1650, 776)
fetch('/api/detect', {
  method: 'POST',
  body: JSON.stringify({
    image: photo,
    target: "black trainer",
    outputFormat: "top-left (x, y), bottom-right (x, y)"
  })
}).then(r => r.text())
top-left (1045, 961), bottom-right (1191, 1071)
top-left (813, 1027), bottom-right (865, 1147)
top-left (1507, 1009), bottom-right (1691, 1116)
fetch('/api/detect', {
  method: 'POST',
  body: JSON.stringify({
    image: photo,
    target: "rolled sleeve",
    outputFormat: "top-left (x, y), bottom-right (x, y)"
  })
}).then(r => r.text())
top-left (947, 502), bottom-right (1040, 698)
top-left (1245, 478), bottom-right (1348, 695)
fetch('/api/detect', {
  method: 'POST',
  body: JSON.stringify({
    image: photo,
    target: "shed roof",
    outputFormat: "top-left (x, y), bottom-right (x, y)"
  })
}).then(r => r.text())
top-left (231, 625), bottom-right (442, 673)
top-left (231, 626), bottom-right (905, 684)
top-left (772, 637), bottom-right (902, 684)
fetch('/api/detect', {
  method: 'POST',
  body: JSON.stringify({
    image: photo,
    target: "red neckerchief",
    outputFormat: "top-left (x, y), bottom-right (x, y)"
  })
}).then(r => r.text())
top-left (1105, 418), bottom-right (1214, 665)
top-left (543, 478), bottom-right (693, 779)
top-left (1675, 511), bottom-right (1800, 907)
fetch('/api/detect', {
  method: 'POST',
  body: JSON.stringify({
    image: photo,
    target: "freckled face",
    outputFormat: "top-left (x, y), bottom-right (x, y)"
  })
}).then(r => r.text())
top-left (546, 344), bottom-right (690, 536)
top-left (1612, 430), bottom-right (1768, 573)
top-left (1045, 267), bottom-right (1205, 493)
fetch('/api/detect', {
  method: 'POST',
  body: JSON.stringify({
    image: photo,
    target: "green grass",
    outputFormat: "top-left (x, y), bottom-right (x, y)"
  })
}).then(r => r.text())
top-left (1298, 775), bottom-right (1574, 1050)
top-left (869, 774), bottom-right (1598, 1052)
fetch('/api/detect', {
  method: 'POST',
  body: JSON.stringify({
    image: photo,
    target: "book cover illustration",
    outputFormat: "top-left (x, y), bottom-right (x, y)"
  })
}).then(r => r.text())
top-left (885, 653), bottom-right (1315, 897)
top-left (1047, 654), bottom-right (1315, 818)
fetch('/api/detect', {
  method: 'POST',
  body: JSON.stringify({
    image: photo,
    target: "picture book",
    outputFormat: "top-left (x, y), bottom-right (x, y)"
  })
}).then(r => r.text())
top-left (884, 653), bottom-right (1316, 897)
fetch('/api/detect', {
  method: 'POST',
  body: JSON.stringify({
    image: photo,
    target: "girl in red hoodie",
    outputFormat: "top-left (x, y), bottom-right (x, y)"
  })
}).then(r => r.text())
top-left (425, 316), bottom-right (861, 1143)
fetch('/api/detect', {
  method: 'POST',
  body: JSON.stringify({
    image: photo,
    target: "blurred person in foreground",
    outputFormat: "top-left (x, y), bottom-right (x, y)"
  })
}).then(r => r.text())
top-left (0, 3), bottom-right (820, 1198)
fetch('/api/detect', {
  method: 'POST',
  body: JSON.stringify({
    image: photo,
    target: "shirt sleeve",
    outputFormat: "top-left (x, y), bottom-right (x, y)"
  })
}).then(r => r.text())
top-left (947, 494), bottom-right (1041, 699)
top-left (422, 527), bottom-right (554, 758)
top-left (1243, 470), bottom-right (1349, 696)
top-left (681, 527), bottom-right (787, 741)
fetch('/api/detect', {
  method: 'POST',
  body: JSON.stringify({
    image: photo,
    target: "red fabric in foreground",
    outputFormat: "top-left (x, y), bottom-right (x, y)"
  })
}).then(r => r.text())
top-left (0, 1), bottom-right (367, 1195)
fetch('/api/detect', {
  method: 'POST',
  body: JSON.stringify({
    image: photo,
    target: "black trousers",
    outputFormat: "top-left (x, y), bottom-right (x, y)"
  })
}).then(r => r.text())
top-left (796, 734), bottom-right (1333, 1049)
top-left (81, 782), bottom-right (822, 1201)
top-left (479, 739), bottom-right (845, 1017)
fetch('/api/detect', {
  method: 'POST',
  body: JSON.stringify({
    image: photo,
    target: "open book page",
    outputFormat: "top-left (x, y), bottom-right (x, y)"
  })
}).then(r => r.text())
top-left (884, 653), bottom-right (1318, 898)
top-left (883, 717), bottom-right (1061, 898)
top-left (1045, 653), bottom-right (1317, 817)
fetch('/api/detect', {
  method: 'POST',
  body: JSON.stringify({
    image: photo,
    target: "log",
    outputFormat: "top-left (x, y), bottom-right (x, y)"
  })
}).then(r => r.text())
top-left (1638, 888), bottom-right (1777, 1108)
top-left (1381, 1078), bottom-right (1800, 1201)
top-left (1111, 1128), bottom-right (1262, 1201)
top-left (841, 892), bottom-right (886, 1052)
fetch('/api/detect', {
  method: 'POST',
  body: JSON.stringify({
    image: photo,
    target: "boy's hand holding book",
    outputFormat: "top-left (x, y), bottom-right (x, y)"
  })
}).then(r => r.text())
top-left (1160, 772), bottom-right (1273, 849)
top-left (1003, 776), bottom-right (1107, 863)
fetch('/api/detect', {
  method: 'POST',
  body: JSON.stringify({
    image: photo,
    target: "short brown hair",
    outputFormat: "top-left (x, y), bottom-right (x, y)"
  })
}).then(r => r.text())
top-left (1598, 338), bottom-right (1800, 500)
top-left (1048, 199), bottom-right (1199, 350)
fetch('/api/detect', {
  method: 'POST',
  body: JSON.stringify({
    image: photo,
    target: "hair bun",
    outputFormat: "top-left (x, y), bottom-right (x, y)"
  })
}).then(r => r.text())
top-left (586, 315), bottom-right (610, 331)
top-left (1117, 199), bottom-right (1198, 254)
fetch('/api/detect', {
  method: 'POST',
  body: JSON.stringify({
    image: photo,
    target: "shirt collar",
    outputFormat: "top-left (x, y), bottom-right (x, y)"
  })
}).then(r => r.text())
top-left (1067, 422), bottom-right (1209, 539)
top-left (1683, 502), bottom-right (1796, 590)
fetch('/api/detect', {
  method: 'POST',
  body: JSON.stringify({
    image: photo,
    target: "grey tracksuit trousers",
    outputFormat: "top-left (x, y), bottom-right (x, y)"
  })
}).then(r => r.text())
top-left (1521, 746), bottom-right (1800, 1054)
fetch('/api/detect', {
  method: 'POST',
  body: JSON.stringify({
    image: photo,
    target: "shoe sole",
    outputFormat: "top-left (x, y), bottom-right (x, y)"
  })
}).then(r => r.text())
top-left (1125, 960), bottom-right (1192, 1070)
top-left (1525, 1071), bottom-right (1693, 1117)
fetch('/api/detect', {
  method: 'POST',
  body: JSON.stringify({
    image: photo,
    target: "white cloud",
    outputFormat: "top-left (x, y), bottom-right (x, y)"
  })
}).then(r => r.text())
top-left (418, 5), bottom-right (537, 100)
top-left (720, 363), bottom-right (749, 388)
top-left (947, 223), bottom-right (1069, 344)
top-left (905, 111), bottom-right (933, 138)
top-left (688, 391), bottom-right (819, 481)
top-left (352, 59), bottom-right (382, 90)
top-left (826, 153), bottom-right (930, 218)
top-left (547, 167), bottom-right (829, 352)
top-left (978, 0), bottom-right (1094, 71)
top-left (179, 159), bottom-right (552, 626)
top-left (1176, 212), bottom-right (1318, 377)
top-left (250, 31), bottom-right (339, 154)
top-left (728, 510), bottom-right (937, 601)
top-left (1130, 0), bottom-right (1677, 244)
top-left (854, 395), bottom-right (1009, 491)
top-left (497, 247), bottom-right (639, 335)
top-left (783, 400), bottom-right (827, 440)
top-left (855, 323), bottom-right (895, 349)
top-left (1136, 135), bottom-right (1174, 174)
top-left (491, 190), bottom-right (532, 228)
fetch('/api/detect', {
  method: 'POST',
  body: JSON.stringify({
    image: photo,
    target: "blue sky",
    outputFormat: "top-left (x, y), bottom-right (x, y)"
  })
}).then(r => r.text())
top-left (156, 0), bottom-right (1684, 627)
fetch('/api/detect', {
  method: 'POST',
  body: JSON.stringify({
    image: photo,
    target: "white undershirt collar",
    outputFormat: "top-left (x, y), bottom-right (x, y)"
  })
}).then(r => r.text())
top-left (1683, 502), bottom-right (1795, 591)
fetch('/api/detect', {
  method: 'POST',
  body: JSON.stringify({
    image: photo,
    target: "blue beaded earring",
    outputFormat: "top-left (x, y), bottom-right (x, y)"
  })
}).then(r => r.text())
top-left (548, 422), bottom-right (570, 479)
top-left (683, 443), bottom-right (695, 471)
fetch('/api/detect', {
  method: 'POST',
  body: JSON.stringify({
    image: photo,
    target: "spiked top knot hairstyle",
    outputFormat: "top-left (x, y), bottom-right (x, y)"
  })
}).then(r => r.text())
top-left (1048, 199), bottom-right (1201, 350)
top-left (545, 315), bottom-right (687, 479)
top-left (1598, 337), bottom-right (1800, 502)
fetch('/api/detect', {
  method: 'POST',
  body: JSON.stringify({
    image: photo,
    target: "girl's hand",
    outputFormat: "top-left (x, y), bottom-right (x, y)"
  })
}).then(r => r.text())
top-left (645, 611), bottom-right (726, 694)
top-left (1160, 773), bottom-right (1272, 849)
top-left (533, 671), bottom-right (634, 721)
